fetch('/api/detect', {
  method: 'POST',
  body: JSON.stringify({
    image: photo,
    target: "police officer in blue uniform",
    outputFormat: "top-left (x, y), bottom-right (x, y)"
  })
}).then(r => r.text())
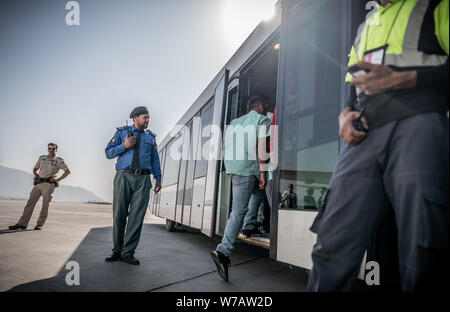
top-left (105, 106), bottom-right (162, 265)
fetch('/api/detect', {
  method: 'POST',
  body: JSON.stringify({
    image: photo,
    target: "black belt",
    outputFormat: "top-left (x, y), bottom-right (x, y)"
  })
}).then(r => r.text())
top-left (34, 177), bottom-right (59, 187)
top-left (119, 169), bottom-right (151, 176)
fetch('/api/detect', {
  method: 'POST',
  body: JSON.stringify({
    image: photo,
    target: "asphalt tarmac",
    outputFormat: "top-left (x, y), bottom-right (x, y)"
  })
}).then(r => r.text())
top-left (0, 200), bottom-right (308, 292)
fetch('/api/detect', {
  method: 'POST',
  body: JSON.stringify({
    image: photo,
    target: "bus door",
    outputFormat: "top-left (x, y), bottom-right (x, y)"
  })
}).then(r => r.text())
top-left (174, 122), bottom-right (192, 224)
top-left (201, 70), bottom-right (230, 237)
top-left (215, 76), bottom-right (239, 236)
top-left (274, 0), bottom-right (344, 267)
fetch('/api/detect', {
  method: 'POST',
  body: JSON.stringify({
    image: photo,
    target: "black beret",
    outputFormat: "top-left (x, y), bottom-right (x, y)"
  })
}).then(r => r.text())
top-left (130, 106), bottom-right (149, 119)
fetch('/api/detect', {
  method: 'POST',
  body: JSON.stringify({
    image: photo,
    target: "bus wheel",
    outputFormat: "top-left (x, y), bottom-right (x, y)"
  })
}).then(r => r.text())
top-left (166, 219), bottom-right (176, 232)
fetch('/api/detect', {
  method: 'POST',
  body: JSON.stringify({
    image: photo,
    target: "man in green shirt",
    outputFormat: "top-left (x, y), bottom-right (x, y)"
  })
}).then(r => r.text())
top-left (210, 96), bottom-right (270, 282)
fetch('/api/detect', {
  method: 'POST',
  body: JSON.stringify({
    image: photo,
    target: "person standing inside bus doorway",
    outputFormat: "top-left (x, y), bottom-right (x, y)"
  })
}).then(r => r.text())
top-left (308, 0), bottom-right (448, 291)
top-left (105, 106), bottom-right (162, 265)
top-left (210, 96), bottom-right (270, 281)
top-left (243, 96), bottom-right (273, 236)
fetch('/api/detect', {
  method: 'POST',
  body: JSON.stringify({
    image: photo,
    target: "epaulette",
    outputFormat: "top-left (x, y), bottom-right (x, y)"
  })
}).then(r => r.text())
top-left (117, 125), bottom-right (131, 131)
top-left (146, 129), bottom-right (157, 137)
top-left (56, 157), bottom-right (63, 161)
top-left (40, 155), bottom-right (47, 159)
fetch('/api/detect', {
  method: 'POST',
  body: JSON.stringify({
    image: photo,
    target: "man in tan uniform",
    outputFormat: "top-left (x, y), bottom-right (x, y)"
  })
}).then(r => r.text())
top-left (9, 143), bottom-right (71, 230)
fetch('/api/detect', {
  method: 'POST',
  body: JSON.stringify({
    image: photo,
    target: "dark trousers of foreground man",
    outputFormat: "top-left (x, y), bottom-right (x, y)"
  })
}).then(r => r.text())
top-left (112, 171), bottom-right (152, 257)
top-left (308, 112), bottom-right (449, 292)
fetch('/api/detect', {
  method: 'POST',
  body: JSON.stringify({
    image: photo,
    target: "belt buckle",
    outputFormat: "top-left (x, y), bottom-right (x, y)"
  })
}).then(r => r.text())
top-left (136, 169), bottom-right (142, 175)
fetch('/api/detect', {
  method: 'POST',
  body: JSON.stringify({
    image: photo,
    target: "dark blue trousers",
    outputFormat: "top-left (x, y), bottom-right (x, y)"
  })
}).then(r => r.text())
top-left (308, 113), bottom-right (449, 292)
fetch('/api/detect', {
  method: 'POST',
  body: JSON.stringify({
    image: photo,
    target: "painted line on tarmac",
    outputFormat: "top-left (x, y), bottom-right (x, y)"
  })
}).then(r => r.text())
top-left (146, 255), bottom-right (265, 292)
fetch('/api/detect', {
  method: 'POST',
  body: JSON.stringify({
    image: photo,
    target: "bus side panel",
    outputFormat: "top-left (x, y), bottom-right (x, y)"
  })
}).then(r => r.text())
top-left (201, 205), bottom-right (213, 236)
top-left (216, 171), bottom-right (231, 236)
top-left (277, 210), bottom-right (317, 269)
top-left (175, 204), bottom-right (183, 223)
top-left (158, 185), bottom-right (177, 220)
top-left (190, 177), bottom-right (206, 230)
top-left (182, 204), bottom-right (191, 226)
top-left (156, 192), bottom-right (161, 217)
top-left (149, 190), bottom-right (155, 215)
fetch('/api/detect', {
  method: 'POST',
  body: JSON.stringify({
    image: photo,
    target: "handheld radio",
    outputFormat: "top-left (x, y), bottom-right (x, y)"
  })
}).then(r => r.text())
top-left (352, 108), bottom-right (368, 133)
top-left (126, 120), bottom-right (133, 138)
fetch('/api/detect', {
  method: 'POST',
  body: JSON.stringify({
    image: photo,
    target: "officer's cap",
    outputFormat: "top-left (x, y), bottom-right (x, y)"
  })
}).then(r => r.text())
top-left (130, 106), bottom-right (149, 119)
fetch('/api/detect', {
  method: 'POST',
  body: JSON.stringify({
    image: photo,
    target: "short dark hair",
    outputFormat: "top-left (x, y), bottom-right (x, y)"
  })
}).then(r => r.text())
top-left (48, 143), bottom-right (58, 149)
top-left (288, 184), bottom-right (294, 188)
top-left (247, 96), bottom-right (265, 112)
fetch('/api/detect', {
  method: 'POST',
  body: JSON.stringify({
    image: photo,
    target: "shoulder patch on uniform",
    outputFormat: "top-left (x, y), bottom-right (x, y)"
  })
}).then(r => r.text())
top-left (110, 135), bottom-right (118, 145)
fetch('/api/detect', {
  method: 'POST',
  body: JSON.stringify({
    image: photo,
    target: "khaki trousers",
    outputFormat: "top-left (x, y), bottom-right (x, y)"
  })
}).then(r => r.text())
top-left (17, 183), bottom-right (55, 227)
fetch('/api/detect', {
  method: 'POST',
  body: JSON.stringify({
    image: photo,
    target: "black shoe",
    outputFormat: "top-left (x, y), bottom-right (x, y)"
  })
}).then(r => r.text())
top-left (210, 250), bottom-right (231, 282)
top-left (121, 255), bottom-right (140, 265)
top-left (34, 225), bottom-right (42, 231)
top-left (9, 224), bottom-right (26, 230)
top-left (242, 228), bottom-right (263, 238)
top-left (105, 252), bottom-right (122, 262)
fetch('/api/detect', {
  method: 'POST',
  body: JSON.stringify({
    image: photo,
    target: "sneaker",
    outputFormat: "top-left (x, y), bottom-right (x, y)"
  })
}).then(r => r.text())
top-left (242, 228), bottom-right (263, 238)
top-left (34, 225), bottom-right (42, 231)
top-left (8, 224), bottom-right (26, 230)
top-left (210, 250), bottom-right (231, 281)
top-left (105, 252), bottom-right (122, 262)
top-left (121, 255), bottom-right (140, 265)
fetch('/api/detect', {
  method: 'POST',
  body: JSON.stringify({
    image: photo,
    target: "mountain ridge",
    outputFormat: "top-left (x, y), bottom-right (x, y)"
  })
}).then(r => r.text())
top-left (0, 165), bottom-right (107, 203)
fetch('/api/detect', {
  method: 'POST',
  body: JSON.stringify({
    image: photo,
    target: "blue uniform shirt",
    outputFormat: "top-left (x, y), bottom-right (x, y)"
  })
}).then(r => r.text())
top-left (105, 125), bottom-right (162, 183)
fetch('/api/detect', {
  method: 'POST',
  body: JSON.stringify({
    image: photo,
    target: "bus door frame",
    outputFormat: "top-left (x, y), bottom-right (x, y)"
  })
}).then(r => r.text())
top-left (201, 69), bottom-right (230, 237)
top-left (215, 75), bottom-right (240, 236)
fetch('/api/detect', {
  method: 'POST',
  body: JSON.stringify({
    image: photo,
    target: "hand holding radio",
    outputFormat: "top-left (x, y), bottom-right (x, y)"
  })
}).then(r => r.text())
top-left (124, 135), bottom-right (136, 149)
top-left (123, 121), bottom-right (136, 149)
top-left (339, 108), bottom-right (369, 145)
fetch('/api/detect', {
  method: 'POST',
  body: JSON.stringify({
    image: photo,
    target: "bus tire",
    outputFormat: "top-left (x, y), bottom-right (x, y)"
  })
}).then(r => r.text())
top-left (166, 219), bottom-right (176, 232)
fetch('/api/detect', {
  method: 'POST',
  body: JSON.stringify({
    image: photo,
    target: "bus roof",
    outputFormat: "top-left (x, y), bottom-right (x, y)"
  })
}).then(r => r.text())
top-left (159, 1), bottom-right (281, 150)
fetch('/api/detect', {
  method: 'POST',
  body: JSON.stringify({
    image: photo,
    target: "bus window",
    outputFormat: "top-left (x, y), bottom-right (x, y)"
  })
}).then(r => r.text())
top-left (227, 87), bottom-right (238, 125)
top-left (182, 118), bottom-right (198, 225)
top-left (163, 138), bottom-right (182, 187)
top-left (175, 122), bottom-right (192, 222)
top-left (194, 100), bottom-right (214, 179)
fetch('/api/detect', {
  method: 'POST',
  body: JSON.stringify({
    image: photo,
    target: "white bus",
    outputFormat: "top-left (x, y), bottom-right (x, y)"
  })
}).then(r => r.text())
top-left (150, 0), bottom-right (399, 285)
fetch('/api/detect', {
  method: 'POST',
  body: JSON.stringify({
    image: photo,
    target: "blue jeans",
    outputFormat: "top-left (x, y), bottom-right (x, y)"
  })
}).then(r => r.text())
top-left (216, 175), bottom-right (265, 257)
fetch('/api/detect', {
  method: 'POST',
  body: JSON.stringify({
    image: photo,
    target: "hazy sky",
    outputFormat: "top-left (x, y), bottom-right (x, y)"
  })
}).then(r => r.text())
top-left (0, 0), bottom-right (278, 202)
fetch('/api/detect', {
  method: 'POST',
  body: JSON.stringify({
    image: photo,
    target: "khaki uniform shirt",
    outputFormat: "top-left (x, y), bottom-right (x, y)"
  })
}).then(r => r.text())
top-left (34, 155), bottom-right (69, 179)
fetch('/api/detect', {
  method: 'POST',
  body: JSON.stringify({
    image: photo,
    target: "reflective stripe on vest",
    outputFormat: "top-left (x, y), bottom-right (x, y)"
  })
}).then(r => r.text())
top-left (384, 0), bottom-right (448, 66)
top-left (346, 0), bottom-right (449, 90)
top-left (353, 0), bottom-right (448, 67)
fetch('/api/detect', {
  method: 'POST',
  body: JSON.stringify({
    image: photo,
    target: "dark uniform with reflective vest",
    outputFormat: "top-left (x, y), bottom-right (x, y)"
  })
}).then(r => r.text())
top-left (105, 107), bottom-right (161, 261)
top-left (308, 0), bottom-right (448, 291)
